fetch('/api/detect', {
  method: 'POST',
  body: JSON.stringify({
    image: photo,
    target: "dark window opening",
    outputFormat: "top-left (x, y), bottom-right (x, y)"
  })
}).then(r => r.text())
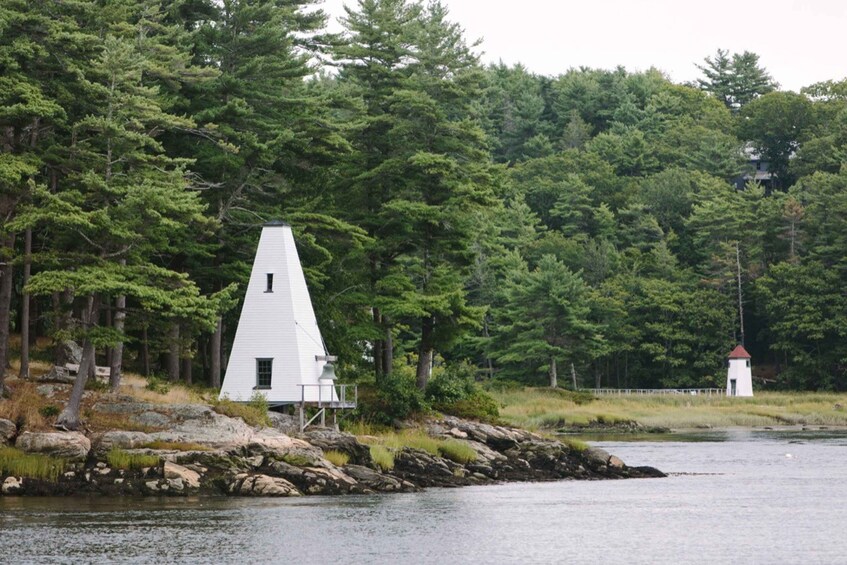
top-left (266, 273), bottom-right (274, 293)
top-left (256, 358), bottom-right (273, 389)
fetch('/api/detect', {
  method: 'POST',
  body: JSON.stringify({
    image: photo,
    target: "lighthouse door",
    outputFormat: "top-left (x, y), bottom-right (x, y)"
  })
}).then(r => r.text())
top-left (730, 379), bottom-right (737, 397)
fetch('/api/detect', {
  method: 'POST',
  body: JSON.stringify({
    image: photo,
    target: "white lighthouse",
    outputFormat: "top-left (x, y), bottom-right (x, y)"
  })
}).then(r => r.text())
top-left (219, 221), bottom-right (336, 405)
top-left (726, 345), bottom-right (753, 397)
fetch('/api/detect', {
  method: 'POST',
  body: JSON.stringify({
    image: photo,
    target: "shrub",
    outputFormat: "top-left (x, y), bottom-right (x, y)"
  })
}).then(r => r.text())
top-left (0, 447), bottom-right (66, 481)
top-left (39, 405), bottom-right (60, 419)
top-left (106, 448), bottom-right (160, 470)
top-left (437, 392), bottom-right (501, 422)
top-left (425, 361), bottom-right (478, 405)
top-left (355, 371), bottom-right (428, 425)
top-left (369, 445), bottom-right (394, 471)
top-left (426, 362), bottom-right (500, 422)
top-left (145, 377), bottom-right (171, 395)
top-left (323, 450), bottom-right (350, 467)
top-left (438, 440), bottom-right (477, 464)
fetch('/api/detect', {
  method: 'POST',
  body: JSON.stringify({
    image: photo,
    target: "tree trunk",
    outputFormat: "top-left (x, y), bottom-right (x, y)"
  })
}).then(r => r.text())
top-left (0, 233), bottom-right (16, 392)
top-left (168, 322), bottom-right (180, 382)
top-left (735, 241), bottom-right (745, 347)
top-left (182, 356), bottom-right (192, 385)
top-left (383, 324), bottom-right (393, 378)
top-left (549, 357), bottom-right (558, 388)
top-left (415, 316), bottom-right (434, 390)
top-left (210, 315), bottom-right (222, 388)
top-left (483, 317), bottom-right (494, 380)
top-left (109, 291), bottom-right (126, 391)
top-left (373, 308), bottom-right (383, 383)
top-left (141, 323), bottom-right (150, 377)
top-left (571, 362), bottom-right (578, 390)
top-left (19, 228), bottom-right (31, 379)
top-left (56, 295), bottom-right (98, 431)
top-left (52, 290), bottom-right (73, 365)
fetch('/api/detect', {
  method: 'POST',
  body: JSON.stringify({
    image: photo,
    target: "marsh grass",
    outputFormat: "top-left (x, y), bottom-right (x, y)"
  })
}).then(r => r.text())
top-left (561, 437), bottom-right (590, 452)
top-left (119, 374), bottom-right (206, 405)
top-left (0, 446), bottom-right (66, 481)
top-left (359, 429), bottom-right (477, 465)
top-left (438, 439), bottom-right (477, 464)
top-left (341, 420), bottom-right (392, 436)
top-left (323, 450), bottom-right (350, 467)
top-left (211, 396), bottom-right (271, 427)
top-left (492, 388), bottom-right (847, 430)
top-left (369, 445), bottom-right (394, 471)
top-left (106, 448), bottom-right (160, 470)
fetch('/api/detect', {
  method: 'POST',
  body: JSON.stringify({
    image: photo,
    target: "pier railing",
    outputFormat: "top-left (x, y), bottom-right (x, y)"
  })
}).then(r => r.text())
top-left (582, 388), bottom-right (725, 396)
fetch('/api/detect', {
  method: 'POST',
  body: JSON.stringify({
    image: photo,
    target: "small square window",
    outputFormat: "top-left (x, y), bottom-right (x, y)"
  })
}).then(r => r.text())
top-left (266, 273), bottom-right (274, 293)
top-left (256, 358), bottom-right (273, 389)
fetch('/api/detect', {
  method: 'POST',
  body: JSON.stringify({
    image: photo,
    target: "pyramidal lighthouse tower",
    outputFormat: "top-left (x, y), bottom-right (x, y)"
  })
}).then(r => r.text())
top-left (726, 345), bottom-right (753, 397)
top-left (220, 221), bottom-right (337, 405)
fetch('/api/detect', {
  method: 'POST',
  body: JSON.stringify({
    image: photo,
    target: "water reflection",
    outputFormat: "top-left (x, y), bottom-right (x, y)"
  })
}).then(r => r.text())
top-left (4, 430), bottom-right (847, 564)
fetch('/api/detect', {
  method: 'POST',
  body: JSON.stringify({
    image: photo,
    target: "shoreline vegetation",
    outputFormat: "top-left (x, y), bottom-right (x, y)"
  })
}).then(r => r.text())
top-left (491, 387), bottom-right (847, 432)
top-left (0, 364), bottom-right (664, 498)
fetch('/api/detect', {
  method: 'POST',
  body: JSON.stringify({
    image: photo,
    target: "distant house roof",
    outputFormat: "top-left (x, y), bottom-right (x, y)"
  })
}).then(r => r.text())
top-left (728, 345), bottom-right (751, 359)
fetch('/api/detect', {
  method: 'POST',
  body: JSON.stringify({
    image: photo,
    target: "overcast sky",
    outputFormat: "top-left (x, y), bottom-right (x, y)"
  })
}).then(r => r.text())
top-left (320, 0), bottom-right (846, 92)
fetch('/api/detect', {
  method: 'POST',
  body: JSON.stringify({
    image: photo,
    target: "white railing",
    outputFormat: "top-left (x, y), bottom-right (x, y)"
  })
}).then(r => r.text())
top-left (296, 383), bottom-right (358, 407)
top-left (583, 388), bottom-right (725, 396)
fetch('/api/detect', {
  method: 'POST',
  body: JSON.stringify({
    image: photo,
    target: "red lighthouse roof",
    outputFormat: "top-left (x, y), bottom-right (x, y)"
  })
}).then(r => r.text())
top-left (728, 345), bottom-right (751, 359)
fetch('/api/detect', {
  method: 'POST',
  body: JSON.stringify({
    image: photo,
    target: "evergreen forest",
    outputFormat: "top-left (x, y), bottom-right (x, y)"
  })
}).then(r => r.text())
top-left (3, 0), bottom-right (847, 420)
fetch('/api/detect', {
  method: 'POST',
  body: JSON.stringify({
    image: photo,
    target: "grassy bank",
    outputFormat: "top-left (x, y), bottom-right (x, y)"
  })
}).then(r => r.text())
top-left (491, 388), bottom-right (847, 431)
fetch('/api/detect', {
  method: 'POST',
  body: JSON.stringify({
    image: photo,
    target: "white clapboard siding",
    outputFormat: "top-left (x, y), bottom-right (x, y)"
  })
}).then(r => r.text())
top-left (219, 222), bottom-right (333, 403)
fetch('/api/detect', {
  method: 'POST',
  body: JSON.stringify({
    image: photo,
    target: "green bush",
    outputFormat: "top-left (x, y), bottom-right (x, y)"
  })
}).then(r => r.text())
top-left (425, 361), bottom-right (478, 405)
top-left (39, 405), bottom-right (60, 418)
top-left (426, 362), bottom-right (500, 422)
top-left (355, 371), bottom-right (428, 425)
top-left (145, 376), bottom-right (171, 395)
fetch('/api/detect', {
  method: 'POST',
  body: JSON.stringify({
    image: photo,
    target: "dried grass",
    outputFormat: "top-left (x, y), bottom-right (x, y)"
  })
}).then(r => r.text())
top-left (0, 381), bottom-right (50, 431)
top-left (491, 388), bottom-right (847, 430)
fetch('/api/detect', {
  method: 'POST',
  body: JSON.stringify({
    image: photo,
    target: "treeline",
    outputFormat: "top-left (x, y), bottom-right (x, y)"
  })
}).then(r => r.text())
top-left (2, 0), bottom-right (847, 421)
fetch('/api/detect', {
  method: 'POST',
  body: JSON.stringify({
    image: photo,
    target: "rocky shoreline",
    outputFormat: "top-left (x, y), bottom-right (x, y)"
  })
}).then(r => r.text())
top-left (0, 398), bottom-right (664, 497)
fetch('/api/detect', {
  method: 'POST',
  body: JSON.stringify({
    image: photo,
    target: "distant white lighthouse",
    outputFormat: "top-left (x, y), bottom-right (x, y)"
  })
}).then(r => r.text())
top-left (726, 345), bottom-right (753, 397)
top-left (219, 221), bottom-right (335, 405)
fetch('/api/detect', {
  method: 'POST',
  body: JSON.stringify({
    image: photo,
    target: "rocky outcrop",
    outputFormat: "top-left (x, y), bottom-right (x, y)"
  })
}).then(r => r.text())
top-left (16, 431), bottom-right (90, 461)
top-left (228, 474), bottom-right (301, 497)
top-left (2, 476), bottom-right (22, 494)
top-left (163, 461), bottom-right (201, 489)
top-left (0, 395), bottom-right (663, 497)
top-left (302, 429), bottom-right (371, 465)
top-left (0, 418), bottom-right (16, 445)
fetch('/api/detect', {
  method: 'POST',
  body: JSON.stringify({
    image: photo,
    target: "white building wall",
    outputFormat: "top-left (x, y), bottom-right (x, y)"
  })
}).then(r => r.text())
top-left (726, 358), bottom-right (754, 397)
top-left (219, 223), bottom-right (332, 403)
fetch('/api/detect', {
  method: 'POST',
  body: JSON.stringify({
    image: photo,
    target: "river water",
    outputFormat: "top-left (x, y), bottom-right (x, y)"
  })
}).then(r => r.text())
top-left (2, 428), bottom-right (847, 565)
